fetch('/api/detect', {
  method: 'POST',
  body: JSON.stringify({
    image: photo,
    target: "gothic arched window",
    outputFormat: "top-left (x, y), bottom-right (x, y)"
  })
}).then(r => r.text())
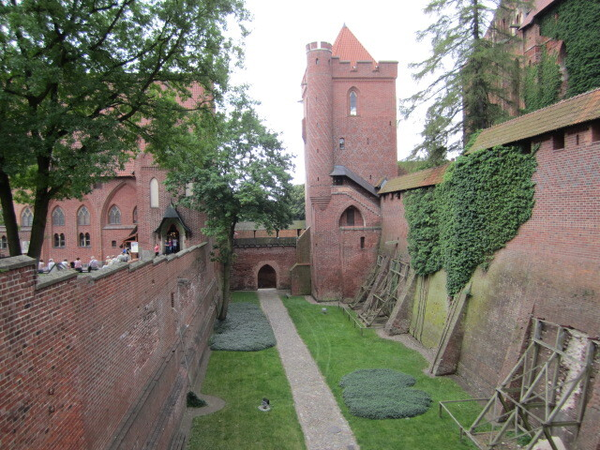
top-left (108, 205), bottom-right (121, 225)
top-left (21, 208), bottom-right (33, 227)
top-left (0, 235), bottom-right (7, 249)
top-left (52, 207), bottom-right (65, 226)
top-left (150, 178), bottom-right (159, 208)
top-left (339, 206), bottom-right (363, 227)
top-left (132, 206), bottom-right (138, 224)
top-left (349, 91), bottom-right (358, 116)
top-left (78, 206), bottom-right (90, 226)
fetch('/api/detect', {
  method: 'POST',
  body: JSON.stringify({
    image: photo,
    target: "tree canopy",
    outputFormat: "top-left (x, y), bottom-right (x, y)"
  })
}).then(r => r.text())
top-left (161, 88), bottom-right (294, 319)
top-left (402, 0), bottom-right (527, 162)
top-left (0, 0), bottom-right (247, 258)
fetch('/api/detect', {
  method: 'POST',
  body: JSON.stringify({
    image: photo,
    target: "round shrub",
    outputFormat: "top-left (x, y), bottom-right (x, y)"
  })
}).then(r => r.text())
top-left (210, 302), bottom-right (276, 351)
top-left (339, 369), bottom-right (432, 419)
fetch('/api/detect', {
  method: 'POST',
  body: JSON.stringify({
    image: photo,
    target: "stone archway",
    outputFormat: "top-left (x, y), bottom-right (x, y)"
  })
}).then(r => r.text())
top-left (257, 264), bottom-right (277, 289)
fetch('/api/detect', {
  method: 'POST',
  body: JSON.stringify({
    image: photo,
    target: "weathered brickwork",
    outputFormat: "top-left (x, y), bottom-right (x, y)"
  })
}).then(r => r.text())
top-left (231, 245), bottom-right (297, 291)
top-left (303, 27), bottom-right (397, 300)
top-left (379, 123), bottom-right (600, 450)
top-left (0, 245), bottom-right (218, 450)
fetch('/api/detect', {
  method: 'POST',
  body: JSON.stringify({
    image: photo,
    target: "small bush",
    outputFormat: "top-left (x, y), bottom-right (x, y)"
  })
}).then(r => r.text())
top-left (210, 302), bottom-right (276, 351)
top-left (187, 391), bottom-right (207, 408)
top-left (339, 369), bottom-right (432, 419)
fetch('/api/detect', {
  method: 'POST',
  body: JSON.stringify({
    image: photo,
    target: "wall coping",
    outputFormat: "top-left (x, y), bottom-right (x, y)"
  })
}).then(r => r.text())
top-left (0, 255), bottom-right (35, 271)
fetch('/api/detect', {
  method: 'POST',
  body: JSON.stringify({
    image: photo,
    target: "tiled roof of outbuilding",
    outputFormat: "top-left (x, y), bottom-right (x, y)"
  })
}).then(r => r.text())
top-left (378, 164), bottom-right (449, 194)
top-left (332, 25), bottom-right (375, 64)
top-left (469, 87), bottom-right (600, 153)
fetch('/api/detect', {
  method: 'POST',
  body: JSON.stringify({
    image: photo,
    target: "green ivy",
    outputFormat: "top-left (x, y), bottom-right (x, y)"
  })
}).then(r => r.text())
top-left (539, 0), bottom-right (600, 98)
top-left (403, 146), bottom-right (536, 296)
top-left (523, 48), bottom-right (562, 112)
top-left (404, 188), bottom-right (442, 276)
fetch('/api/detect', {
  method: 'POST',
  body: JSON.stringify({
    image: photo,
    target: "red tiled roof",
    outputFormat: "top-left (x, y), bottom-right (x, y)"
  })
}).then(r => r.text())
top-left (520, 0), bottom-right (558, 29)
top-left (469, 88), bottom-right (600, 153)
top-left (378, 164), bottom-right (449, 194)
top-left (332, 25), bottom-right (374, 64)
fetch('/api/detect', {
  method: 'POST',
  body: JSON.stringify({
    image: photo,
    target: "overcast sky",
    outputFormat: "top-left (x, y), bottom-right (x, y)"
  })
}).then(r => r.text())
top-left (232, 0), bottom-right (433, 184)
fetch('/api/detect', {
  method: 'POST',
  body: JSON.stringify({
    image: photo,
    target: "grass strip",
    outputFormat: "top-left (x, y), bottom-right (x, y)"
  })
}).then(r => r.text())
top-left (187, 292), bottom-right (305, 450)
top-left (283, 296), bottom-right (480, 450)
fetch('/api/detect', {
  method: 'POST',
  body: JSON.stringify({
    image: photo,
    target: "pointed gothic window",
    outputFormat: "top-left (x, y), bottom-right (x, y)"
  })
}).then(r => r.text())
top-left (349, 91), bottom-right (358, 116)
top-left (150, 178), bottom-right (159, 208)
top-left (108, 205), bottom-right (121, 225)
top-left (132, 206), bottom-right (138, 224)
top-left (0, 235), bottom-right (7, 249)
top-left (78, 206), bottom-right (90, 226)
top-left (21, 208), bottom-right (33, 227)
top-left (52, 207), bottom-right (65, 226)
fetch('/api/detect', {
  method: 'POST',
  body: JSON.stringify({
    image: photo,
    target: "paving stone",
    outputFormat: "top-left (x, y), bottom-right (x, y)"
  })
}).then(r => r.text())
top-left (258, 289), bottom-right (359, 450)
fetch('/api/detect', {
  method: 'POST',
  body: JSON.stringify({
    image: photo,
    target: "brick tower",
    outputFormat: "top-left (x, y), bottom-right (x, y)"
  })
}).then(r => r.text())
top-left (302, 25), bottom-right (398, 300)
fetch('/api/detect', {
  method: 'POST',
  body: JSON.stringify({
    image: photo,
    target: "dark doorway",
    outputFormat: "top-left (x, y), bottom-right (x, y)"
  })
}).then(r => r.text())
top-left (165, 224), bottom-right (180, 254)
top-left (258, 265), bottom-right (277, 289)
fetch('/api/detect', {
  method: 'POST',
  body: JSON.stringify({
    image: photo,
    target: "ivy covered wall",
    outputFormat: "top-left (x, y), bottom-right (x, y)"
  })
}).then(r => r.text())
top-left (538, 0), bottom-right (600, 98)
top-left (403, 145), bottom-right (537, 296)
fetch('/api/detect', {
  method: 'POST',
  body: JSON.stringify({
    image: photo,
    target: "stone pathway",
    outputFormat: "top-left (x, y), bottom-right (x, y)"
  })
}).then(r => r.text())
top-left (258, 289), bottom-right (359, 450)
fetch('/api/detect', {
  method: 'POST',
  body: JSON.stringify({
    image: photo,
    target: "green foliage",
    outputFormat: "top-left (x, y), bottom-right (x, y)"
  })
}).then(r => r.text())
top-left (210, 302), bottom-right (276, 351)
top-left (162, 87), bottom-right (294, 319)
top-left (404, 188), bottom-right (442, 276)
top-left (187, 391), bottom-right (208, 408)
top-left (0, 0), bottom-right (247, 258)
top-left (403, 146), bottom-right (536, 296)
top-left (402, 0), bottom-right (526, 159)
top-left (289, 184), bottom-right (306, 220)
top-left (523, 48), bottom-right (562, 112)
top-left (339, 369), bottom-right (432, 420)
top-left (539, 0), bottom-right (600, 98)
top-left (397, 160), bottom-right (430, 175)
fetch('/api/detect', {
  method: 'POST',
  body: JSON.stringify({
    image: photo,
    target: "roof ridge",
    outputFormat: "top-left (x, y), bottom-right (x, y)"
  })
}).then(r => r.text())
top-left (488, 86), bottom-right (600, 129)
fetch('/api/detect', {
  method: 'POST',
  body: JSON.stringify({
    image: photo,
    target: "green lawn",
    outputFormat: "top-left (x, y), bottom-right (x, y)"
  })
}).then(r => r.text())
top-left (187, 292), bottom-right (305, 450)
top-left (283, 296), bottom-right (481, 450)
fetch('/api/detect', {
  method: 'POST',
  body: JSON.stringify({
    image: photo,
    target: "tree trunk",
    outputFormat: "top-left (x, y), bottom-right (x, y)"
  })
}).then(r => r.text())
top-left (217, 222), bottom-right (237, 321)
top-left (27, 188), bottom-right (52, 260)
top-left (0, 170), bottom-right (22, 256)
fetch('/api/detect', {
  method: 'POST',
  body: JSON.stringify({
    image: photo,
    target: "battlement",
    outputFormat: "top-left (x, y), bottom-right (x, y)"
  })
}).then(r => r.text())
top-left (332, 57), bottom-right (398, 77)
top-left (306, 41), bottom-right (333, 52)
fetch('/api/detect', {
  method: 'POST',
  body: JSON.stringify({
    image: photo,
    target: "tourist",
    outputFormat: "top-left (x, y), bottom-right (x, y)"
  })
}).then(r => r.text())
top-left (74, 257), bottom-right (83, 272)
top-left (88, 256), bottom-right (99, 272)
top-left (47, 258), bottom-right (55, 272)
top-left (38, 259), bottom-right (45, 273)
top-left (154, 243), bottom-right (160, 256)
top-left (61, 259), bottom-right (70, 270)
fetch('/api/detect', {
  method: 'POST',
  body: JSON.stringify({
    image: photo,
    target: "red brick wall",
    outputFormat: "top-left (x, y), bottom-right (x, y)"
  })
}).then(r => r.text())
top-left (381, 125), bottom-right (600, 449)
top-left (0, 244), bottom-right (218, 450)
top-left (231, 245), bottom-right (296, 291)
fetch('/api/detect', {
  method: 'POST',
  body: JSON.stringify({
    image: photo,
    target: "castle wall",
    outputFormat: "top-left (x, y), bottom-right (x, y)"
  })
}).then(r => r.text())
top-left (0, 244), bottom-right (218, 450)
top-left (231, 244), bottom-right (297, 291)
top-left (381, 126), bottom-right (600, 449)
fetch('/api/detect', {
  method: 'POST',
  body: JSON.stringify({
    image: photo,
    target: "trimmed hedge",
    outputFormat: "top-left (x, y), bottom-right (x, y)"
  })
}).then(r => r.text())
top-left (339, 369), bottom-right (432, 419)
top-left (210, 302), bottom-right (276, 351)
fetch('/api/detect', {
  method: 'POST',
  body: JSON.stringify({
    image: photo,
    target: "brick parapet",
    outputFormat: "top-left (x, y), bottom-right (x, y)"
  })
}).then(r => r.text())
top-left (0, 243), bottom-right (217, 450)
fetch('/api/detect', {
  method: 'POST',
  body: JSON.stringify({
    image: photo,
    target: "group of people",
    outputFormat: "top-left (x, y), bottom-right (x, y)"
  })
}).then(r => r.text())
top-left (38, 249), bottom-right (131, 274)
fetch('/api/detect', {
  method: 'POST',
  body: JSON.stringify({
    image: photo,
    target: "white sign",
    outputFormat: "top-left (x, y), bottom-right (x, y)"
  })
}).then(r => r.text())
top-left (130, 242), bottom-right (139, 253)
